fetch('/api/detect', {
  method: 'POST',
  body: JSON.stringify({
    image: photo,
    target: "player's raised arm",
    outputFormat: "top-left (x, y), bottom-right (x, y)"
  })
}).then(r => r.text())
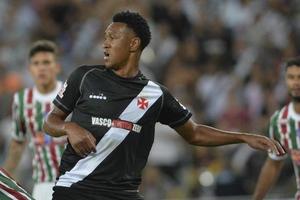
top-left (175, 119), bottom-right (285, 155)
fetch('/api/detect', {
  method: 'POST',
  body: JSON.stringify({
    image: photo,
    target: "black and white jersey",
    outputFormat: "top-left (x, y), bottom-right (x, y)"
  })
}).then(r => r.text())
top-left (53, 65), bottom-right (192, 198)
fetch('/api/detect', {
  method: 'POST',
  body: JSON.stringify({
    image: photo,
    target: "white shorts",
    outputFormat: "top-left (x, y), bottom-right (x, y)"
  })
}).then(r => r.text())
top-left (32, 182), bottom-right (55, 200)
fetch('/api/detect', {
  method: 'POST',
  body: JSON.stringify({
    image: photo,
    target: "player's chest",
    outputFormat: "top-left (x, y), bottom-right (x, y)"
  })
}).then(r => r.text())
top-left (22, 100), bottom-right (61, 144)
top-left (78, 80), bottom-right (150, 116)
top-left (20, 101), bottom-right (53, 125)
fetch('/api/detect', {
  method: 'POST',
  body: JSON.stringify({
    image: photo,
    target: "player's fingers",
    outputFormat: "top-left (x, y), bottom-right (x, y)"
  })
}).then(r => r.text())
top-left (87, 134), bottom-right (96, 153)
top-left (272, 139), bottom-right (285, 155)
top-left (83, 139), bottom-right (95, 156)
top-left (88, 133), bottom-right (96, 143)
top-left (78, 137), bottom-right (93, 157)
top-left (73, 144), bottom-right (86, 157)
top-left (264, 138), bottom-right (279, 155)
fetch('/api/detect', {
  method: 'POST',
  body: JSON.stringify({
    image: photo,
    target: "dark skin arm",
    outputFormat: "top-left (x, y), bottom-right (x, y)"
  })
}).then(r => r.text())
top-left (175, 120), bottom-right (285, 155)
top-left (3, 139), bottom-right (26, 177)
top-left (44, 107), bottom-right (285, 157)
top-left (253, 158), bottom-right (284, 200)
top-left (43, 106), bottom-right (96, 157)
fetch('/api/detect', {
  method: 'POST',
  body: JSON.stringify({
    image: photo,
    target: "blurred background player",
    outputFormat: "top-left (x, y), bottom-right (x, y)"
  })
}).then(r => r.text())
top-left (254, 57), bottom-right (300, 200)
top-left (3, 40), bottom-right (66, 200)
top-left (0, 167), bottom-right (34, 200)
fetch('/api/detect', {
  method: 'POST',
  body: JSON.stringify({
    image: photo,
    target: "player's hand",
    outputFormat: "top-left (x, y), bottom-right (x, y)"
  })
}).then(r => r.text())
top-left (63, 122), bottom-right (96, 157)
top-left (242, 134), bottom-right (285, 156)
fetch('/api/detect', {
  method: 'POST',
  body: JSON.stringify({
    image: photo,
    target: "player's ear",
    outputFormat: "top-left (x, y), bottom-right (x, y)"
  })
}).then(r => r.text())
top-left (130, 37), bottom-right (141, 52)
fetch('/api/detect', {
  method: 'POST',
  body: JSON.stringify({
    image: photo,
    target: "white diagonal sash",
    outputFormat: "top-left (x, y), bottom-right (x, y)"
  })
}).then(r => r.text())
top-left (56, 81), bottom-right (162, 187)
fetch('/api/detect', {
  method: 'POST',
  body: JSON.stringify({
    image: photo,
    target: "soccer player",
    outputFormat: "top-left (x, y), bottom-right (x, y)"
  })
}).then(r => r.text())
top-left (254, 57), bottom-right (300, 200)
top-left (3, 40), bottom-right (66, 200)
top-left (43, 11), bottom-right (285, 200)
top-left (0, 167), bottom-right (34, 200)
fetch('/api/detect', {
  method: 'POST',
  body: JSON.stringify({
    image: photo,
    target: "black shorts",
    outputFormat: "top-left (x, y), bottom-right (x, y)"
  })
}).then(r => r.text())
top-left (52, 186), bottom-right (143, 200)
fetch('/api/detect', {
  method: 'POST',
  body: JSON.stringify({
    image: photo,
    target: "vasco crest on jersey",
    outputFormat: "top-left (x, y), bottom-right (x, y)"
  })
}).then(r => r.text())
top-left (137, 97), bottom-right (149, 110)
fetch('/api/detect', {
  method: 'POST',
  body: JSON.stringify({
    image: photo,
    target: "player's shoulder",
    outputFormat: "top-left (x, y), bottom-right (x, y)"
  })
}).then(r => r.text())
top-left (69, 65), bottom-right (106, 81)
top-left (147, 80), bottom-right (166, 91)
top-left (151, 82), bottom-right (175, 97)
top-left (13, 87), bottom-right (32, 97)
top-left (270, 103), bottom-right (290, 121)
top-left (12, 87), bottom-right (34, 105)
top-left (74, 64), bottom-right (105, 73)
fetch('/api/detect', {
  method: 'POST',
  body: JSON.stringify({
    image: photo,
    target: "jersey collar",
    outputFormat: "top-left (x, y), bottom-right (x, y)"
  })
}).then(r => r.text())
top-left (33, 81), bottom-right (62, 102)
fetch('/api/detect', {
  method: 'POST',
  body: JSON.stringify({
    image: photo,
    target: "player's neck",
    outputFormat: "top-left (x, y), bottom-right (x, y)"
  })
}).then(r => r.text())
top-left (113, 66), bottom-right (139, 78)
top-left (113, 55), bottom-right (140, 78)
top-left (293, 102), bottom-right (300, 114)
top-left (36, 81), bottom-right (57, 94)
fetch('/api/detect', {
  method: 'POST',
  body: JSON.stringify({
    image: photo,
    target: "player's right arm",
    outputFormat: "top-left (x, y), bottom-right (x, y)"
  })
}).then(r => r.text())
top-left (3, 139), bottom-right (26, 176)
top-left (43, 66), bottom-right (96, 157)
top-left (3, 92), bottom-right (27, 176)
top-left (44, 106), bottom-right (96, 157)
top-left (253, 111), bottom-right (286, 200)
top-left (253, 158), bottom-right (284, 200)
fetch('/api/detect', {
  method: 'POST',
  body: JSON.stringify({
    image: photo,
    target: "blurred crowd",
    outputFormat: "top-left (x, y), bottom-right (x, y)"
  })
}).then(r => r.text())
top-left (0, 0), bottom-right (299, 199)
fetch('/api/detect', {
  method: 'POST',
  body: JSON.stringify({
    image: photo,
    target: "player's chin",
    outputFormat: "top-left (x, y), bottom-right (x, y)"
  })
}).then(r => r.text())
top-left (36, 78), bottom-right (51, 86)
top-left (105, 63), bottom-right (119, 70)
top-left (104, 61), bottom-right (112, 68)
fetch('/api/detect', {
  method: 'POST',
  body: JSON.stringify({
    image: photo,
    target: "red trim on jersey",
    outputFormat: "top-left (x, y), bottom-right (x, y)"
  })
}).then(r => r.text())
top-left (27, 88), bottom-right (33, 105)
top-left (282, 105), bottom-right (288, 118)
top-left (112, 119), bottom-right (133, 130)
top-left (50, 143), bottom-right (59, 177)
top-left (32, 135), bottom-right (46, 182)
top-left (0, 182), bottom-right (28, 200)
top-left (26, 89), bottom-right (35, 137)
top-left (45, 102), bottom-right (51, 113)
top-left (298, 121), bottom-right (300, 134)
top-left (26, 89), bottom-right (46, 182)
top-left (46, 102), bottom-right (59, 176)
top-left (280, 106), bottom-right (289, 148)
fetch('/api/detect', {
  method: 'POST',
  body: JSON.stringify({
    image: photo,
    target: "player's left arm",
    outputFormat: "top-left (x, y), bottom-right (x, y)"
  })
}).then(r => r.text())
top-left (175, 119), bottom-right (285, 155)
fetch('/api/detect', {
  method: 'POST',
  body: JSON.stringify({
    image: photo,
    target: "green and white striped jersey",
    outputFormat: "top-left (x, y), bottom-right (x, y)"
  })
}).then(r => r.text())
top-left (268, 102), bottom-right (300, 191)
top-left (11, 81), bottom-right (66, 183)
top-left (0, 168), bottom-right (34, 200)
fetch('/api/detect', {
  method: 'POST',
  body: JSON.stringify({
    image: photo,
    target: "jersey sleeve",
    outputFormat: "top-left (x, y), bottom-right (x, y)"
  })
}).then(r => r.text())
top-left (53, 66), bottom-right (87, 114)
top-left (11, 92), bottom-right (27, 142)
top-left (158, 86), bottom-right (192, 128)
top-left (268, 111), bottom-right (288, 161)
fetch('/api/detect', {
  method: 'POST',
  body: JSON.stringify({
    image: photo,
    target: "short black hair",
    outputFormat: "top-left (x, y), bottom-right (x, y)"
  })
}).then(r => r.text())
top-left (285, 57), bottom-right (300, 70)
top-left (29, 40), bottom-right (58, 58)
top-left (113, 11), bottom-right (151, 50)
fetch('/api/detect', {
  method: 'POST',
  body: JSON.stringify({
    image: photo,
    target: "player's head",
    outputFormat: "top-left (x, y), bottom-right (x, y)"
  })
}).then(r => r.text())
top-left (28, 40), bottom-right (60, 88)
top-left (285, 57), bottom-right (300, 102)
top-left (103, 10), bottom-right (151, 69)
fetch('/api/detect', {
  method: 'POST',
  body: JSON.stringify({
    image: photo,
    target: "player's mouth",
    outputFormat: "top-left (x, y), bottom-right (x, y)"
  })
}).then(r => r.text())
top-left (104, 52), bottom-right (110, 60)
top-left (38, 73), bottom-right (47, 79)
